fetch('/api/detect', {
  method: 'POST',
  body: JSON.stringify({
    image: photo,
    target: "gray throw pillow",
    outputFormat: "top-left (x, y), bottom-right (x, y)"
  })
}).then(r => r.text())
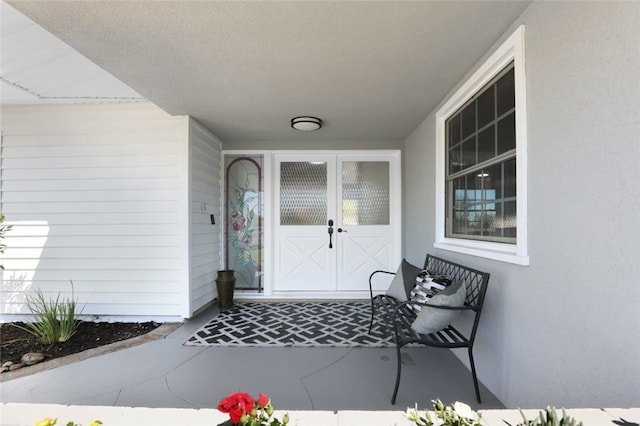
top-left (410, 280), bottom-right (466, 335)
top-left (385, 259), bottom-right (423, 302)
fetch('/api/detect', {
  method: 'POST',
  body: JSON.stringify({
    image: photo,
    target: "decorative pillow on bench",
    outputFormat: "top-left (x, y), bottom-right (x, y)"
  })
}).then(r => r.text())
top-left (385, 259), bottom-right (423, 302)
top-left (410, 280), bottom-right (466, 335)
top-left (409, 273), bottom-right (449, 310)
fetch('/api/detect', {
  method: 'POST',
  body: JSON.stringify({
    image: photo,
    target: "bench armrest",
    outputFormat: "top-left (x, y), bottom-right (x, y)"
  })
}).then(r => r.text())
top-left (368, 270), bottom-right (395, 298)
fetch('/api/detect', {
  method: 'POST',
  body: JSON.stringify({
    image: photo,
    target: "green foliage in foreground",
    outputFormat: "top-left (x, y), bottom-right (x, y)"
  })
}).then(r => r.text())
top-left (518, 407), bottom-right (583, 426)
top-left (0, 214), bottom-right (12, 270)
top-left (14, 282), bottom-right (85, 346)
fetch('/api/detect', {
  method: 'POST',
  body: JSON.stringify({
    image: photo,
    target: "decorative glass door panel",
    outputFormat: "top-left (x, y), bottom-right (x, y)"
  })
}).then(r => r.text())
top-left (280, 162), bottom-right (328, 226)
top-left (225, 155), bottom-right (263, 291)
top-left (341, 161), bottom-right (390, 225)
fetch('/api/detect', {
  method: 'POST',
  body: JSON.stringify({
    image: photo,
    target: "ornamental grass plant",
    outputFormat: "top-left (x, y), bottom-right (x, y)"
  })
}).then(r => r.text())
top-left (14, 281), bottom-right (84, 347)
top-left (516, 407), bottom-right (583, 426)
top-left (0, 214), bottom-right (12, 270)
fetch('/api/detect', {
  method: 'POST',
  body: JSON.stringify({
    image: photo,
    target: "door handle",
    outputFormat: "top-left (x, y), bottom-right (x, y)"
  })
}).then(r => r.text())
top-left (328, 219), bottom-right (334, 249)
top-left (337, 228), bottom-right (347, 233)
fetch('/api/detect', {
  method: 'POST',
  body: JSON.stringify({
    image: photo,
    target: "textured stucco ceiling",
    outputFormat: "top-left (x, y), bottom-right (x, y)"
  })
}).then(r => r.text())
top-left (4, 1), bottom-right (531, 142)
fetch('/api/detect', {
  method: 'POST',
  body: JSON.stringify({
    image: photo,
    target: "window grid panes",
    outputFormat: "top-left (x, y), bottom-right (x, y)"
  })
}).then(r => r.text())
top-left (446, 64), bottom-right (517, 243)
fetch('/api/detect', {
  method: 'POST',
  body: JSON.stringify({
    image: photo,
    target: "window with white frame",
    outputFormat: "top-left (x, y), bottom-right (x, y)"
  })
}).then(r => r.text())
top-left (447, 65), bottom-right (516, 243)
top-left (435, 26), bottom-right (529, 265)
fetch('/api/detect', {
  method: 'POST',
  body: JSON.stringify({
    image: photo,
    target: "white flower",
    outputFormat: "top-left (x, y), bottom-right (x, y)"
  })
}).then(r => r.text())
top-left (417, 410), bottom-right (443, 426)
top-left (405, 405), bottom-right (427, 425)
top-left (428, 412), bottom-right (444, 426)
top-left (408, 400), bottom-right (480, 426)
top-left (452, 401), bottom-right (478, 421)
top-left (406, 406), bottom-right (419, 421)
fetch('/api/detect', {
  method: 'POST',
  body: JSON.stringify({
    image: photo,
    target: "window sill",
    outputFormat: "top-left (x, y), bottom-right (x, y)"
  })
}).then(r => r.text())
top-left (434, 239), bottom-right (529, 266)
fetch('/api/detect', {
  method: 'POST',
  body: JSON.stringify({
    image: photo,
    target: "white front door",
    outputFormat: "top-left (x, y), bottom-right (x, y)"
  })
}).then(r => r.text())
top-left (273, 151), bottom-right (400, 294)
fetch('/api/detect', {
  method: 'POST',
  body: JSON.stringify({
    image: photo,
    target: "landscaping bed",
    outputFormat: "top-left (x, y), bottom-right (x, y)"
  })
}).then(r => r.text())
top-left (1, 321), bottom-right (161, 367)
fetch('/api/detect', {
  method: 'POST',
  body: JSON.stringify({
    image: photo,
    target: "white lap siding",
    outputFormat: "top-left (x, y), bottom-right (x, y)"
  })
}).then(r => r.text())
top-left (0, 103), bottom-right (221, 320)
top-left (188, 120), bottom-right (222, 315)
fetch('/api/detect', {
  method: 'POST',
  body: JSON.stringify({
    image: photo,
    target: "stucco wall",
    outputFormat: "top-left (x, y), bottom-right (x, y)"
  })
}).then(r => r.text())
top-left (403, 2), bottom-right (640, 408)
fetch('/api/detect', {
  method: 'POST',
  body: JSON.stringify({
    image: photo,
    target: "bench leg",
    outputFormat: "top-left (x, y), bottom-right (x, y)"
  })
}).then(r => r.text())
top-left (368, 300), bottom-right (375, 334)
top-left (391, 344), bottom-right (402, 404)
top-left (468, 347), bottom-right (482, 404)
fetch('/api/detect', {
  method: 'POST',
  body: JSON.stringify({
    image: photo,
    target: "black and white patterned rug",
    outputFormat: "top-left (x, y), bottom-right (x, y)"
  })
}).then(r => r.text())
top-left (184, 301), bottom-right (394, 347)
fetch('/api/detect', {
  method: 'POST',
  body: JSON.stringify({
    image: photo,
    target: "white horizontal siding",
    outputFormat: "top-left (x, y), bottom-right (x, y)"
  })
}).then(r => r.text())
top-left (0, 212), bottom-right (180, 225)
top-left (3, 280), bottom-right (182, 294)
top-left (2, 167), bottom-right (179, 180)
top-left (7, 246), bottom-right (180, 258)
top-left (0, 103), bottom-right (190, 319)
top-left (4, 178), bottom-right (180, 192)
top-left (3, 201), bottom-right (180, 215)
top-left (2, 104), bottom-right (177, 133)
top-left (3, 223), bottom-right (179, 235)
top-left (6, 291), bottom-right (180, 306)
top-left (72, 303), bottom-right (182, 317)
top-left (189, 119), bottom-right (222, 315)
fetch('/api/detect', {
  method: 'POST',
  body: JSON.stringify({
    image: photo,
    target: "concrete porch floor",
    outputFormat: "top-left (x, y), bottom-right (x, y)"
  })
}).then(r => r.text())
top-left (0, 303), bottom-right (503, 412)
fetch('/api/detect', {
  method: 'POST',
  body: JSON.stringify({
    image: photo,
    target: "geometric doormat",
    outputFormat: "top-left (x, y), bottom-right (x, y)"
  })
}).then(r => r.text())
top-left (183, 301), bottom-right (395, 347)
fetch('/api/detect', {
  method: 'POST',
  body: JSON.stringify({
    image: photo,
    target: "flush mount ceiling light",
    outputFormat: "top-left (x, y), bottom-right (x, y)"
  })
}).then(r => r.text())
top-left (291, 116), bottom-right (322, 131)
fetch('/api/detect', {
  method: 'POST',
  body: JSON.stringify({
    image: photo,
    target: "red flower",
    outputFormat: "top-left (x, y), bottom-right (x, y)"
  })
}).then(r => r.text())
top-left (218, 391), bottom-right (254, 424)
top-left (257, 392), bottom-right (269, 408)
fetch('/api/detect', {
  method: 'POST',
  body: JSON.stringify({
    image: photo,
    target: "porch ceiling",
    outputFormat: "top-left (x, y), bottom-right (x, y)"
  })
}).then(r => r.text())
top-left (1, 1), bottom-right (530, 142)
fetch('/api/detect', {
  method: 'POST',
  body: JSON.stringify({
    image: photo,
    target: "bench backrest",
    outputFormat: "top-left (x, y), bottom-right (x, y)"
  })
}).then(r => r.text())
top-left (424, 254), bottom-right (491, 339)
top-left (424, 254), bottom-right (490, 309)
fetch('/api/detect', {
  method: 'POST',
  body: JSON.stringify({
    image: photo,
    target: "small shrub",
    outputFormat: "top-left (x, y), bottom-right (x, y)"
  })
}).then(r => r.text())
top-left (14, 281), bottom-right (84, 346)
top-left (0, 214), bottom-right (12, 270)
top-left (518, 407), bottom-right (583, 426)
top-left (406, 399), bottom-right (481, 426)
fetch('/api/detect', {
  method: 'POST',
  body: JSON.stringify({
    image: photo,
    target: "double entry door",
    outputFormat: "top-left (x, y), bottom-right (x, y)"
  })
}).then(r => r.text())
top-left (273, 152), bottom-right (400, 293)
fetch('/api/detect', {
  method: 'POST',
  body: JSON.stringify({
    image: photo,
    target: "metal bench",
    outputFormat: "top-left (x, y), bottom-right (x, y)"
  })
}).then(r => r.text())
top-left (368, 254), bottom-right (490, 404)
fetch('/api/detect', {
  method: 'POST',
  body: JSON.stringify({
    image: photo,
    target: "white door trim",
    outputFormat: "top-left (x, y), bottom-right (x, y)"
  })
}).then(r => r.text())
top-left (222, 149), bottom-right (401, 300)
top-left (272, 150), bottom-right (401, 299)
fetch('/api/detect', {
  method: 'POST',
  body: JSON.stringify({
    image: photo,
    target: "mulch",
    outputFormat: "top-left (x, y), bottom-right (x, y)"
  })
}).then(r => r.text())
top-left (1, 321), bottom-right (161, 366)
